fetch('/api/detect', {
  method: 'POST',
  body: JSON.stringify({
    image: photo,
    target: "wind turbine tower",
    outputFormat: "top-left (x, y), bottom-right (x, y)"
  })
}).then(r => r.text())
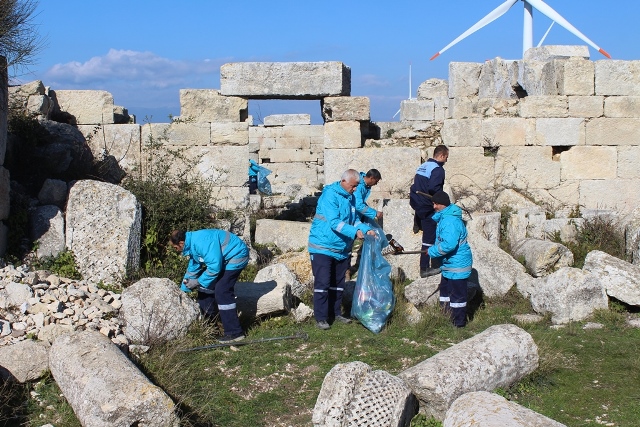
top-left (430, 0), bottom-right (611, 60)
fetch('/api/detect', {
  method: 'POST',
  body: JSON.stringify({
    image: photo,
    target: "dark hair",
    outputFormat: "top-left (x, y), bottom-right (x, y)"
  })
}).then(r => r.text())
top-left (433, 145), bottom-right (449, 157)
top-left (365, 169), bottom-right (382, 180)
top-left (170, 229), bottom-right (186, 244)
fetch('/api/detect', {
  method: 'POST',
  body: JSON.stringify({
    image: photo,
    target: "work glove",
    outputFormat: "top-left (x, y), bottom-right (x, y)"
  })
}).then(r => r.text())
top-left (181, 278), bottom-right (199, 292)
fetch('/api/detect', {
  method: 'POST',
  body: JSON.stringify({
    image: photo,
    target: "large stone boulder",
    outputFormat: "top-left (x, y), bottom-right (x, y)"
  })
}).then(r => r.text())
top-left (398, 324), bottom-right (538, 420)
top-left (0, 339), bottom-right (49, 382)
top-left (529, 267), bottom-right (608, 324)
top-left (510, 238), bottom-right (574, 277)
top-left (236, 265), bottom-right (294, 319)
top-left (65, 180), bottom-right (141, 284)
top-left (29, 205), bottom-right (65, 258)
top-left (49, 330), bottom-right (179, 426)
top-left (121, 278), bottom-right (200, 344)
top-left (313, 361), bottom-right (417, 427)
top-left (583, 250), bottom-right (640, 306)
top-left (254, 219), bottom-right (311, 252)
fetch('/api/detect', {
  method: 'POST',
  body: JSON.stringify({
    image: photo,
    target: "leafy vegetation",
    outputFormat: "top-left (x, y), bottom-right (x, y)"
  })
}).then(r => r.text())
top-left (33, 249), bottom-right (82, 279)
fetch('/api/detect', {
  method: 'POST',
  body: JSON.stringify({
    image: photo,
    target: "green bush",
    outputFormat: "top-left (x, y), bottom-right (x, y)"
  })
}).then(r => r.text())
top-left (34, 250), bottom-right (82, 280)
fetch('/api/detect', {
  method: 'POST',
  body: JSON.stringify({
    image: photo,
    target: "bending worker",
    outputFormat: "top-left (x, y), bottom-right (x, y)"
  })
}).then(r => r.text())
top-left (308, 169), bottom-right (375, 330)
top-left (355, 169), bottom-right (383, 221)
top-left (170, 228), bottom-right (249, 343)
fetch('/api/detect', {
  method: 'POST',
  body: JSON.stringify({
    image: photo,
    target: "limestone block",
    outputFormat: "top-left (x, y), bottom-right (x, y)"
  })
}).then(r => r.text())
top-left (179, 145), bottom-right (248, 186)
top-left (554, 59), bottom-right (595, 95)
top-left (65, 180), bottom-right (141, 285)
top-left (583, 250), bottom-right (640, 306)
top-left (255, 219), bottom-right (311, 252)
top-left (579, 179), bottom-right (640, 213)
top-left (585, 118), bottom-right (640, 146)
top-left (0, 166), bottom-right (9, 220)
top-left (267, 162), bottom-right (320, 194)
top-left (528, 181), bottom-right (581, 211)
top-left (618, 146), bottom-right (640, 179)
top-left (595, 60), bottom-right (640, 96)
top-left (179, 89), bottom-right (247, 122)
top-left (381, 199), bottom-right (422, 280)
top-left (313, 361), bottom-right (417, 427)
top-left (494, 146), bottom-right (561, 190)
top-left (255, 263), bottom-right (306, 299)
top-left (49, 330), bottom-right (179, 426)
top-left (530, 267), bottom-right (608, 324)
top-left (494, 189), bottom-right (541, 212)
top-left (518, 60), bottom-right (557, 96)
top-left (78, 124), bottom-right (141, 174)
top-left (220, 62), bottom-right (350, 98)
top-left (399, 324), bottom-right (538, 420)
top-left (235, 276), bottom-right (292, 319)
top-left (444, 391), bottom-right (567, 427)
top-left (441, 119), bottom-right (482, 147)
top-left (511, 238), bottom-right (574, 277)
top-left (466, 212), bottom-right (501, 245)
top-left (269, 148), bottom-right (317, 163)
top-left (0, 340), bottom-right (49, 383)
top-left (404, 275), bottom-right (441, 307)
top-left (479, 58), bottom-right (519, 99)
top-left (482, 118), bottom-right (534, 147)
top-left (264, 114), bottom-right (311, 126)
top-left (323, 147), bottom-right (420, 196)
top-left (448, 62), bottom-right (482, 98)
top-left (53, 90), bottom-right (114, 124)
top-left (448, 97), bottom-right (478, 119)
top-left (321, 96), bottom-right (370, 122)
top-left (434, 96), bottom-right (451, 121)
top-left (418, 78), bottom-right (448, 99)
top-left (209, 186), bottom-right (249, 210)
top-left (467, 232), bottom-right (526, 298)
top-left (506, 211), bottom-right (547, 245)
top-left (624, 208), bottom-right (640, 265)
top-left (26, 94), bottom-right (52, 117)
top-left (30, 205), bottom-right (65, 259)
top-left (324, 121), bottom-right (361, 149)
top-left (446, 147), bottom-right (494, 193)
top-left (524, 45), bottom-right (590, 61)
top-left (560, 146), bottom-right (616, 180)
top-left (568, 96), bottom-right (604, 118)
top-left (604, 96), bottom-right (640, 118)
top-left (211, 122), bottom-right (249, 145)
top-left (476, 98), bottom-right (519, 117)
top-left (519, 96), bottom-right (568, 118)
top-left (400, 99), bottom-right (434, 121)
top-left (535, 118), bottom-right (585, 146)
top-left (121, 278), bottom-right (200, 344)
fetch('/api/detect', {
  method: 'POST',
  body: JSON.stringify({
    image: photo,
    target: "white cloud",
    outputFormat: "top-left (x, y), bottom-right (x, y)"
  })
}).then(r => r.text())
top-left (356, 73), bottom-right (390, 88)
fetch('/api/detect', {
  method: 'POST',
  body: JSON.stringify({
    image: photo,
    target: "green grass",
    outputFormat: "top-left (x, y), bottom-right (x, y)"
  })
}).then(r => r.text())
top-left (8, 290), bottom-right (640, 427)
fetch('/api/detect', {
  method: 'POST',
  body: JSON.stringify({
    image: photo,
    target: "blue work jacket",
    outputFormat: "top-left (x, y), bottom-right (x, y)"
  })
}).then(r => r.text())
top-left (354, 171), bottom-right (378, 220)
top-left (428, 204), bottom-right (473, 280)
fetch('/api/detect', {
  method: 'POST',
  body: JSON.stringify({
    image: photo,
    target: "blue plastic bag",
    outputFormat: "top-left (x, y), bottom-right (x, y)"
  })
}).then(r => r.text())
top-left (351, 228), bottom-right (395, 333)
top-left (256, 164), bottom-right (273, 195)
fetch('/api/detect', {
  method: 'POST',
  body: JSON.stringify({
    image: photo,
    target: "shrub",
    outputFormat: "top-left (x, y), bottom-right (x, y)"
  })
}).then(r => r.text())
top-left (34, 250), bottom-right (82, 280)
top-left (562, 215), bottom-right (626, 268)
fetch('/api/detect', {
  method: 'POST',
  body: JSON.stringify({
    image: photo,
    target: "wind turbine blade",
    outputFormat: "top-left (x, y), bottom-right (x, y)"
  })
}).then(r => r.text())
top-left (526, 0), bottom-right (611, 58)
top-left (538, 21), bottom-right (555, 47)
top-left (430, 0), bottom-right (518, 60)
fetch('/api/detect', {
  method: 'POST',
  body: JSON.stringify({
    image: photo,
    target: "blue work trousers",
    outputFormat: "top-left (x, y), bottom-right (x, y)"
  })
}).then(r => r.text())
top-left (311, 253), bottom-right (350, 322)
top-left (197, 267), bottom-right (244, 337)
top-left (439, 276), bottom-right (468, 327)
top-left (417, 211), bottom-right (437, 270)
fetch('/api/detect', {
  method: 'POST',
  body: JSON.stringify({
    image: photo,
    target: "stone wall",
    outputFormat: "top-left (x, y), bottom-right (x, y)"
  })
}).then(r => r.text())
top-left (1, 56), bottom-right (8, 256)
top-left (9, 52), bottom-right (640, 217)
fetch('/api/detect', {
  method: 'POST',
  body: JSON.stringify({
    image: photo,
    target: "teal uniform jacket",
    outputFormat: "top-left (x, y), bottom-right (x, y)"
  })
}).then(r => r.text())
top-left (427, 204), bottom-right (473, 280)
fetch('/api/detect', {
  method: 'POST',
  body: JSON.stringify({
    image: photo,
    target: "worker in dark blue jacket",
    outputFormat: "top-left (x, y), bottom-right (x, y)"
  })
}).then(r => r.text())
top-left (427, 191), bottom-right (473, 327)
top-left (409, 145), bottom-right (449, 278)
top-left (170, 229), bottom-right (249, 343)
top-left (308, 169), bottom-right (375, 330)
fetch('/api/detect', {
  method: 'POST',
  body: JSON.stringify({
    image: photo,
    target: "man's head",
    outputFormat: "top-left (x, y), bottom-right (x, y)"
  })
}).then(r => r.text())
top-left (169, 229), bottom-right (186, 252)
top-left (431, 191), bottom-right (451, 212)
top-left (363, 169), bottom-right (382, 187)
top-left (340, 169), bottom-right (361, 194)
top-left (433, 145), bottom-right (449, 163)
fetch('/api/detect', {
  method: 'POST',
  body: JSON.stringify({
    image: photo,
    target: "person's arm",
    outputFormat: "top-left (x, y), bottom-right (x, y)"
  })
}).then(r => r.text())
top-left (428, 218), bottom-right (458, 258)
top-left (427, 167), bottom-right (445, 195)
top-left (199, 240), bottom-right (224, 289)
top-left (354, 184), bottom-right (378, 220)
top-left (181, 255), bottom-right (205, 292)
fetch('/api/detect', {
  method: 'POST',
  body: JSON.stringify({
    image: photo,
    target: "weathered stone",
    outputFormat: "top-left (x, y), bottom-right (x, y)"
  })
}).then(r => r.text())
top-left (265, 162), bottom-right (320, 194)
top-left (417, 78), bottom-right (448, 99)
top-left (236, 274), bottom-right (292, 319)
top-left (568, 95), bottom-right (604, 118)
top-left (583, 250), bottom-right (640, 306)
top-left (141, 122), bottom-right (210, 147)
top-left (479, 58), bottom-right (519, 99)
top-left (507, 210), bottom-right (547, 243)
top-left (30, 205), bottom-right (65, 258)
top-left (37, 178), bottom-right (68, 208)
top-left (530, 267), bottom-right (608, 324)
top-left (448, 62), bottom-right (482, 98)
top-left (441, 119), bottom-right (483, 147)
top-left (543, 218), bottom-right (582, 244)
top-left (511, 238), bottom-right (574, 277)
top-left (177, 145), bottom-right (249, 186)
top-left (579, 179), bottom-right (640, 214)
top-left (264, 114), bottom-right (311, 126)
top-left (210, 122), bottom-right (249, 145)
top-left (52, 90), bottom-right (114, 124)
top-left (381, 199), bottom-right (422, 281)
top-left (399, 324), bottom-right (538, 420)
top-left (179, 89), bottom-right (247, 122)
top-left (467, 231), bottom-right (526, 298)
top-left (519, 96), bottom-right (568, 117)
top-left (494, 146), bottom-right (561, 190)
top-left (518, 60), bottom-right (557, 96)
top-left (444, 391), bottom-right (567, 427)
top-left (560, 146), bottom-right (616, 180)
top-left (624, 207), bottom-right (640, 265)
top-left (404, 275), bottom-right (441, 307)
top-left (65, 180), bottom-right (141, 285)
top-left (0, 282), bottom-right (33, 309)
top-left (0, 339), bottom-right (49, 382)
top-left (446, 147), bottom-right (494, 194)
top-left (324, 121), bottom-right (361, 149)
top-left (554, 59), bottom-right (594, 96)
top-left (208, 186), bottom-right (249, 210)
top-left (586, 118), bottom-right (640, 146)
top-left (220, 62), bottom-right (350, 98)
top-left (50, 330), bottom-right (179, 426)
top-left (481, 117), bottom-right (534, 146)
top-left (448, 97), bottom-right (478, 119)
top-left (466, 212), bottom-right (501, 246)
top-left (604, 96), bottom-right (640, 118)
top-left (322, 96), bottom-right (370, 122)
top-left (273, 250), bottom-right (313, 287)
top-left (434, 96), bottom-right (451, 120)
top-left (535, 118), bottom-right (585, 146)
top-left (313, 361), bottom-right (417, 427)
top-left (255, 219), bottom-right (310, 252)
top-left (255, 263), bottom-right (306, 299)
top-left (400, 99), bottom-right (434, 121)
top-left (524, 45), bottom-right (590, 61)
top-left (595, 60), bottom-right (640, 96)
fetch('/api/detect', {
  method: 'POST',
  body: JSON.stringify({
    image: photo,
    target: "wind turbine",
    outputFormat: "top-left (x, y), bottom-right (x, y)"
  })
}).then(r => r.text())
top-left (430, 0), bottom-right (611, 61)
top-left (393, 63), bottom-right (412, 119)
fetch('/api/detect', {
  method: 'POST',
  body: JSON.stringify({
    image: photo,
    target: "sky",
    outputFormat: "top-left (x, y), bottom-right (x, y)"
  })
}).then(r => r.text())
top-left (14, 0), bottom-right (640, 124)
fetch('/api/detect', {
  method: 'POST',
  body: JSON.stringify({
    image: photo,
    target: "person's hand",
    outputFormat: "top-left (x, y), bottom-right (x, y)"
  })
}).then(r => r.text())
top-left (182, 278), bottom-right (199, 291)
top-left (376, 211), bottom-right (383, 220)
top-left (356, 230), bottom-right (365, 239)
top-left (366, 230), bottom-right (376, 236)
